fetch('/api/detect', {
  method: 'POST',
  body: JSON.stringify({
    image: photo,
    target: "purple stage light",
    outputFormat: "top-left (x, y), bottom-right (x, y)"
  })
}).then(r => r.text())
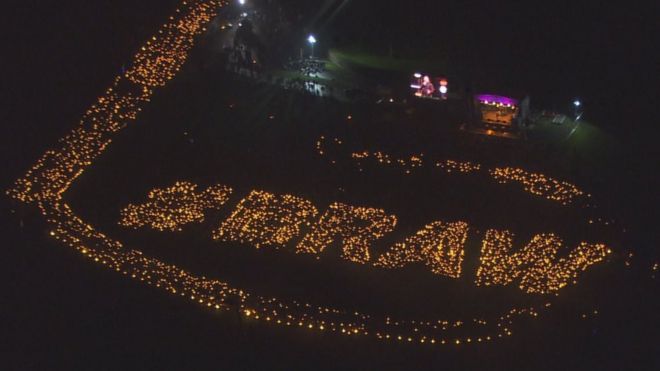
top-left (476, 94), bottom-right (518, 107)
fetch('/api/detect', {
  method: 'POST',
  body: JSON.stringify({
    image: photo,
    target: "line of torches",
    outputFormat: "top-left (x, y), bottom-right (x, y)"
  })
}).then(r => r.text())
top-left (318, 136), bottom-right (586, 205)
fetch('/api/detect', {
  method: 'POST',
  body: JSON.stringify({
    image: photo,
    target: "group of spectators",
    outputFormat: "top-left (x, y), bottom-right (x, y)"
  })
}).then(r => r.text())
top-left (223, 53), bottom-right (333, 99)
top-left (281, 77), bottom-right (330, 97)
top-left (224, 71), bottom-right (344, 121)
top-left (284, 58), bottom-right (327, 77)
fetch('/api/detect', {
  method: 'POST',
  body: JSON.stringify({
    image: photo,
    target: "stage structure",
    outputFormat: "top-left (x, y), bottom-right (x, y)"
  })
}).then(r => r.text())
top-left (465, 94), bottom-right (531, 138)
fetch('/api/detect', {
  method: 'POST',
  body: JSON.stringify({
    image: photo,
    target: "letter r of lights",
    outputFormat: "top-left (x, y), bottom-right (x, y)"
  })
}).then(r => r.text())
top-left (296, 202), bottom-right (397, 264)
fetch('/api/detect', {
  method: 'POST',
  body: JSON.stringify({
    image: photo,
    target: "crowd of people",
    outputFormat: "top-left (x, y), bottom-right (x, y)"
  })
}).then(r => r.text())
top-left (284, 58), bottom-right (327, 77)
top-left (281, 77), bottom-right (330, 97)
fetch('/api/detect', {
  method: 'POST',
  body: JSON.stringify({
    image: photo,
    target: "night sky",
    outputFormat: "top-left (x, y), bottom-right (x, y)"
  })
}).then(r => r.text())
top-left (2, 1), bottom-right (658, 370)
